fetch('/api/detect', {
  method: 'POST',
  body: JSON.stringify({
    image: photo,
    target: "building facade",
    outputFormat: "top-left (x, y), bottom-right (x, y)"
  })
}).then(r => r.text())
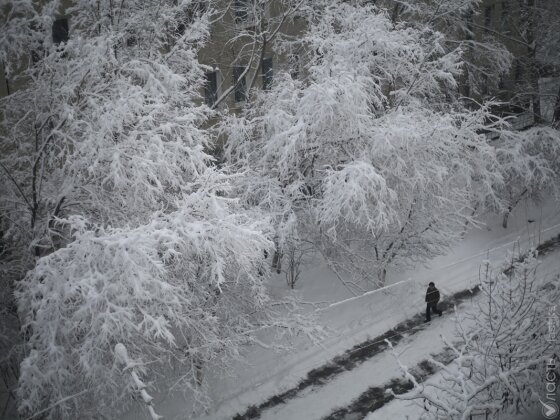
top-left (1, 0), bottom-right (558, 121)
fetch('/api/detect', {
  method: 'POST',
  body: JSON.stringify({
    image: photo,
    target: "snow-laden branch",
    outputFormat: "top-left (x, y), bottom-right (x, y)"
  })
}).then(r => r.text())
top-left (114, 343), bottom-right (162, 420)
top-left (221, 0), bottom-right (512, 287)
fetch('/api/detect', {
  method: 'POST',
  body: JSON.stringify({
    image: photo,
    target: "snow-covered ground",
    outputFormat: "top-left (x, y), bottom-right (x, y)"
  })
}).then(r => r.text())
top-left (262, 301), bottom-right (472, 420)
top-left (122, 199), bottom-right (560, 420)
top-left (366, 250), bottom-right (560, 420)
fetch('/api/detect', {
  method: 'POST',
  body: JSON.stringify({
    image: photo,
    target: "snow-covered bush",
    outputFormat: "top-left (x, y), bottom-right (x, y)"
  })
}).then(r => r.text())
top-left (389, 251), bottom-right (560, 419)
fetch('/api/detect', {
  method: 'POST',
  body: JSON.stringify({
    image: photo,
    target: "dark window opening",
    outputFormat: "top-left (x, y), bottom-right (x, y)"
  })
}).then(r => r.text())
top-left (515, 61), bottom-right (524, 82)
top-left (126, 35), bottom-right (137, 47)
top-left (3, 69), bottom-right (10, 96)
top-left (176, 22), bottom-right (185, 35)
top-left (31, 48), bottom-right (44, 64)
top-left (175, 1), bottom-right (208, 37)
top-left (186, 1), bottom-right (208, 24)
top-left (482, 74), bottom-right (489, 96)
top-left (233, 66), bottom-right (247, 102)
top-left (462, 79), bottom-right (471, 98)
top-left (500, 2), bottom-right (509, 32)
top-left (204, 71), bottom-right (218, 106)
top-left (52, 18), bottom-right (69, 44)
top-left (234, 0), bottom-right (250, 22)
top-left (484, 6), bottom-right (493, 33)
top-left (289, 54), bottom-right (300, 79)
top-left (261, 57), bottom-right (273, 90)
top-left (30, 23), bottom-right (44, 63)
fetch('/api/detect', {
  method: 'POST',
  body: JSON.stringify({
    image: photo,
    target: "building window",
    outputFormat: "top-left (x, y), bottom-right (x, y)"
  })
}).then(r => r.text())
top-left (261, 57), bottom-right (273, 90)
top-left (204, 70), bottom-right (218, 106)
top-left (462, 80), bottom-right (470, 98)
top-left (1, 63), bottom-right (10, 96)
top-left (234, 0), bottom-right (250, 23)
top-left (500, 2), bottom-right (509, 32)
top-left (126, 33), bottom-right (137, 47)
top-left (514, 60), bottom-right (524, 82)
top-left (233, 66), bottom-right (246, 102)
top-left (52, 18), bottom-right (69, 44)
top-left (289, 54), bottom-right (301, 80)
top-left (465, 10), bottom-right (474, 40)
top-left (186, 1), bottom-right (208, 24)
top-left (31, 49), bottom-right (43, 64)
top-left (484, 5), bottom-right (493, 33)
top-left (482, 74), bottom-right (489, 96)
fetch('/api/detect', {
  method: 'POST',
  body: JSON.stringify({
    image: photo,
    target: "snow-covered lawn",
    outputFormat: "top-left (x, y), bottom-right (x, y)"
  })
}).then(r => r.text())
top-left (121, 200), bottom-right (560, 420)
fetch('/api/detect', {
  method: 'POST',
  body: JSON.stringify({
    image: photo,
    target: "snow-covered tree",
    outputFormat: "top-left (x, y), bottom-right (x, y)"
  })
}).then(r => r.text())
top-left (385, 0), bottom-right (513, 100)
top-left (205, 0), bottom-right (306, 109)
top-left (501, 0), bottom-right (560, 123)
top-left (384, 0), bottom-right (560, 225)
top-left (396, 0), bottom-right (560, 123)
top-left (221, 0), bottom-right (506, 290)
top-left (494, 126), bottom-right (560, 228)
top-left (388, 250), bottom-right (560, 419)
top-left (0, 0), bottom-right (318, 418)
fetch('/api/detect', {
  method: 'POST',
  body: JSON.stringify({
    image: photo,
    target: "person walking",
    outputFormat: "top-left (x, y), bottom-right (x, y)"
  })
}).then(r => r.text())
top-left (425, 282), bottom-right (442, 322)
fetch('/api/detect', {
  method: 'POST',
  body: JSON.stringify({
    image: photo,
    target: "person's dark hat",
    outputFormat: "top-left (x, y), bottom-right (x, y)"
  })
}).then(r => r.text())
top-left (428, 282), bottom-right (435, 286)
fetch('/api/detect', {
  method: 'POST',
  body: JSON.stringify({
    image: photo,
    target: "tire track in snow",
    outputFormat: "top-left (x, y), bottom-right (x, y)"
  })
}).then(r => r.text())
top-left (322, 348), bottom-right (457, 420)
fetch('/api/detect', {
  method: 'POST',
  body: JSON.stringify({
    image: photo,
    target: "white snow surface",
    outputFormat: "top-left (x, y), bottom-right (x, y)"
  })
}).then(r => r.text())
top-left (123, 200), bottom-right (560, 420)
top-left (365, 250), bottom-right (560, 420)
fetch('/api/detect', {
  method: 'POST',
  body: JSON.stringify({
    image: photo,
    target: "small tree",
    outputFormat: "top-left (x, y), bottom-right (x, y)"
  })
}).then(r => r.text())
top-left (282, 228), bottom-right (314, 290)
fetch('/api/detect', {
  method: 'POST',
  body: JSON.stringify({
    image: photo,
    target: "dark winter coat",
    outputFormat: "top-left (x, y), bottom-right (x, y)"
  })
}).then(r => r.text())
top-left (425, 286), bottom-right (440, 304)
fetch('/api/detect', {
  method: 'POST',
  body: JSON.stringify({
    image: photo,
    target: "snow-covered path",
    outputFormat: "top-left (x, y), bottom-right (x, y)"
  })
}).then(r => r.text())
top-left (263, 301), bottom-right (470, 420)
top-left (233, 285), bottom-right (482, 419)
top-left (253, 244), bottom-right (560, 420)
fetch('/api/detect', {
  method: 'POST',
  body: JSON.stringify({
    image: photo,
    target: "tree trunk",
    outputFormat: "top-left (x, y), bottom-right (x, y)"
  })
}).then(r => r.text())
top-left (530, 65), bottom-right (541, 124)
top-left (525, 0), bottom-right (541, 124)
top-left (194, 357), bottom-right (204, 387)
top-left (502, 209), bottom-right (511, 229)
top-left (272, 249), bottom-right (282, 274)
top-left (378, 268), bottom-right (387, 287)
top-left (502, 189), bottom-right (528, 229)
